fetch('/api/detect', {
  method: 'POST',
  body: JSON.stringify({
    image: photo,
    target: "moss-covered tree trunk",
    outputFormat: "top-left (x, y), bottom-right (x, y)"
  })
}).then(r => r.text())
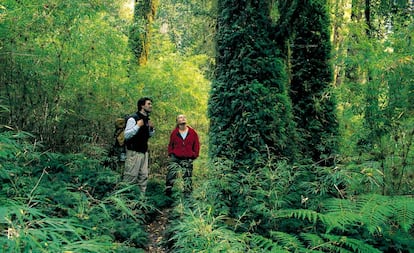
top-left (209, 0), bottom-right (295, 166)
top-left (287, 0), bottom-right (339, 164)
top-left (129, 0), bottom-right (158, 65)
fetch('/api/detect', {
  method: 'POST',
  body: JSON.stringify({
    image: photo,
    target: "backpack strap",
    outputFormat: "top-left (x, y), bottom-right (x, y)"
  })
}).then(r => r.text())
top-left (125, 113), bottom-right (137, 124)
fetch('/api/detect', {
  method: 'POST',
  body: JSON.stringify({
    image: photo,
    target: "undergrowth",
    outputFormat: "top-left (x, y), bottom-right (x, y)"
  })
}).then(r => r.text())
top-left (167, 158), bottom-right (414, 253)
top-left (0, 130), bottom-right (169, 253)
top-left (2, 129), bottom-right (413, 252)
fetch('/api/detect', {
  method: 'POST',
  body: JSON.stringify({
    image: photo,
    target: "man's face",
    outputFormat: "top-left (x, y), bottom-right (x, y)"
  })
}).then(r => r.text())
top-left (142, 100), bottom-right (152, 113)
top-left (176, 114), bottom-right (187, 125)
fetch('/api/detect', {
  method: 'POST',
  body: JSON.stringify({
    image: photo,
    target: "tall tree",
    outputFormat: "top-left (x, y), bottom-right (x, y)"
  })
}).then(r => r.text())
top-left (129, 0), bottom-right (158, 65)
top-left (286, 0), bottom-right (339, 164)
top-left (209, 0), bottom-right (295, 165)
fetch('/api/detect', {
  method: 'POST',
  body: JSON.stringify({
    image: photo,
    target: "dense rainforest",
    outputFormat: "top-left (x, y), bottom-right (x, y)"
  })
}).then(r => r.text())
top-left (1, 0), bottom-right (413, 252)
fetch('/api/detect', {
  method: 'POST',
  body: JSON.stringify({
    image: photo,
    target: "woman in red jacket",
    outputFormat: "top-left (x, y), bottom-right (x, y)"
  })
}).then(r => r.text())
top-left (166, 114), bottom-right (200, 197)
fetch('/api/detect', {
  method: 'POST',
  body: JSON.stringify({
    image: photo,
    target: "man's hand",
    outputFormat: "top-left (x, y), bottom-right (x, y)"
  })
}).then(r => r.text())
top-left (148, 120), bottom-right (154, 129)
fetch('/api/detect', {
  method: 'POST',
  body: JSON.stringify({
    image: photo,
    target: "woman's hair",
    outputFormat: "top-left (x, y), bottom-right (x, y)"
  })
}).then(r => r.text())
top-left (176, 114), bottom-right (186, 127)
top-left (176, 114), bottom-right (186, 122)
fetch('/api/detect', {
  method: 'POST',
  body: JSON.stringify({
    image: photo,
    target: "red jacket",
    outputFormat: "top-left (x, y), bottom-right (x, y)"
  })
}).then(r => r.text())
top-left (168, 126), bottom-right (200, 159)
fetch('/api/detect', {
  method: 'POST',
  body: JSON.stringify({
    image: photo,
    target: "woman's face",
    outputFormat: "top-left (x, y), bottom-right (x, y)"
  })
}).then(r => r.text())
top-left (176, 114), bottom-right (187, 125)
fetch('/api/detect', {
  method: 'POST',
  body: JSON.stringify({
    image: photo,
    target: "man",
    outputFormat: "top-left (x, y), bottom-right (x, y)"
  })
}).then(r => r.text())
top-left (124, 97), bottom-right (154, 193)
top-left (166, 114), bottom-right (200, 197)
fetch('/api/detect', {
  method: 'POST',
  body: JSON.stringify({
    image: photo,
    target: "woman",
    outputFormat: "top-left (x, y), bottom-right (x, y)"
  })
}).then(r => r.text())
top-left (166, 114), bottom-right (200, 197)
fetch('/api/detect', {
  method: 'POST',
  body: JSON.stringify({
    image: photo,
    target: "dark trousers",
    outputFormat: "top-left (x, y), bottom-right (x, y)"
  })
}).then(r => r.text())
top-left (165, 155), bottom-right (193, 196)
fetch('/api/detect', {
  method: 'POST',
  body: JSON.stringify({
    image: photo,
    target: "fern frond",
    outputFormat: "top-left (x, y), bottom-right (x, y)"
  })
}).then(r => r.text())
top-left (322, 234), bottom-right (382, 253)
top-left (323, 198), bottom-right (357, 212)
top-left (270, 231), bottom-right (305, 251)
top-left (275, 209), bottom-right (320, 223)
top-left (300, 232), bottom-right (324, 249)
top-left (320, 211), bottom-right (361, 233)
top-left (246, 232), bottom-right (287, 252)
top-left (319, 198), bottom-right (361, 232)
top-left (356, 194), bottom-right (394, 234)
top-left (392, 195), bottom-right (414, 232)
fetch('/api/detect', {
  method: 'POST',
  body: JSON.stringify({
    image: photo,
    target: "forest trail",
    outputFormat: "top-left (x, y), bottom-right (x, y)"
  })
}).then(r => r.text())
top-left (145, 207), bottom-right (172, 253)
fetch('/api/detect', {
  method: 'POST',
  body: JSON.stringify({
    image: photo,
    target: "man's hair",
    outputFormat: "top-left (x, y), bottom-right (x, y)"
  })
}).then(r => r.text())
top-left (137, 97), bottom-right (152, 110)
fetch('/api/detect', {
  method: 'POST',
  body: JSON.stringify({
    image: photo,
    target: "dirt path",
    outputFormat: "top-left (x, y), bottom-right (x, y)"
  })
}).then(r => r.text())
top-left (145, 208), bottom-right (172, 253)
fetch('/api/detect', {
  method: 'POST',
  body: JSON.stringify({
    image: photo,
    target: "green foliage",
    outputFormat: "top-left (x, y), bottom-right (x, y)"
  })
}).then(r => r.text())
top-left (320, 234), bottom-right (382, 253)
top-left (170, 207), bottom-right (246, 252)
top-left (335, 0), bottom-right (414, 196)
top-left (156, 0), bottom-right (216, 56)
top-left (126, 42), bottom-right (210, 173)
top-left (284, 0), bottom-right (339, 163)
top-left (0, 0), bottom-right (211, 177)
top-left (0, 0), bottom-right (131, 152)
top-left (1, 1), bottom-right (413, 253)
top-left (246, 233), bottom-right (288, 252)
top-left (270, 231), bottom-right (305, 251)
top-left (0, 129), bottom-right (169, 252)
top-left (171, 158), bottom-right (414, 252)
top-left (129, 0), bottom-right (158, 65)
top-left (209, 0), bottom-right (295, 164)
top-left (0, 200), bottom-right (115, 253)
top-left (273, 194), bottom-right (414, 252)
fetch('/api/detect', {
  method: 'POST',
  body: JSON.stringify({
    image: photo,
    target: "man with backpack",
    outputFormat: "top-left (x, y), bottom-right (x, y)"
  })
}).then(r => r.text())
top-left (123, 97), bottom-right (154, 194)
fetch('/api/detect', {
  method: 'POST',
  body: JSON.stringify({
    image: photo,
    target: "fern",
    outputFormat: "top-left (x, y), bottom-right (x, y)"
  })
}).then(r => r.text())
top-left (392, 195), bottom-right (414, 232)
top-left (356, 195), bottom-right (394, 234)
top-left (246, 232), bottom-right (287, 252)
top-left (322, 234), bottom-right (382, 253)
top-left (0, 201), bottom-right (101, 252)
top-left (320, 194), bottom-right (414, 235)
top-left (270, 231), bottom-right (305, 251)
top-left (321, 198), bottom-right (362, 232)
top-left (300, 232), bottom-right (325, 250)
top-left (322, 198), bottom-right (357, 212)
top-left (275, 209), bottom-right (320, 223)
top-left (0, 130), bottom-right (154, 252)
top-left (268, 194), bottom-right (414, 252)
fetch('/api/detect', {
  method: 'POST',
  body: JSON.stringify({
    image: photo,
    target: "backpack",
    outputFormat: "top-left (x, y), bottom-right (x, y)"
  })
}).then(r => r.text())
top-left (112, 114), bottom-right (139, 162)
top-left (115, 117), bottom-right (127, 147)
